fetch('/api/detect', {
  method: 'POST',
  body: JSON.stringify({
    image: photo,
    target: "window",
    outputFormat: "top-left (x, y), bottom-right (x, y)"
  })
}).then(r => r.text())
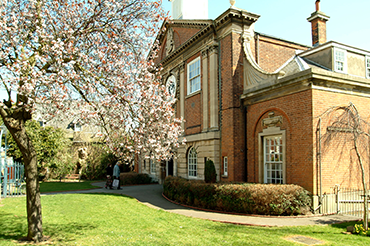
top-left (334, 48), bottom-right (347, 73)
top-left (74, 123), bottom-right (82, 132)
top-left (264, 135), bottom-right (284, 184)
top-left (187, 57), bottom-right (201, 94)
top-left (366, 56), bottom-right (370, 78)
top-left (188, 147), bottom-right (197, 177)
top-left (223, 156), bottom-right (228, 176)
top-left (150, 159), bottom-right (156, 174)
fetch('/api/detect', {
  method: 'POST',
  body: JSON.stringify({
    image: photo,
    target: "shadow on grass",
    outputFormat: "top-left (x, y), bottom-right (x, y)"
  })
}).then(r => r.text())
top-left (330, 220), bottom-right (367, 229)
top-left (0, 193), bottom-right (135, 244)
top-left (0, 212), bottom-right (98, 243)
top-left (44, 222), bottom-right (97, 244)
top-left (0, 212), bottom-right (26, 241)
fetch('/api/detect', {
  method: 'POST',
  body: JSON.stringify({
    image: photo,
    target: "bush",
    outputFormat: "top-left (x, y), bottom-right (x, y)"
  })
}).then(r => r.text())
top-left (163, 177), bottom-right (312, 216)
top-left (80, 144), bottom-right (107, 180)
top-left (353, 224), bottom-right (370, 236)
top-left (49, 149), bottom-right (76, 181)
top-left (204, 159), bottom-right (217, 183)
top-left (100, 152), bottom-right (118, 170)
top-left (6, 120), bottom-right (73, 180)
top-left (119, 172), bottom-right (153, 185)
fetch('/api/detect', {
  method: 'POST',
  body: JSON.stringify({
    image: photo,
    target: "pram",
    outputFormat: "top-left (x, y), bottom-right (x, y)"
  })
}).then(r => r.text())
top-left (105, 175), bottom-right (112, 189)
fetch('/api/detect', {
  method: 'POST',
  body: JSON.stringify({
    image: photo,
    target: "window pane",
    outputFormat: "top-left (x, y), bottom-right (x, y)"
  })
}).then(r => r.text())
top-left (264, 135), bottom-right (284, 184)
top-left (188, 58), bottom-right (201, 94)
top-left (334, 49), bottom-right (346, 72)
top-left (188, 148), bottom-right (197, 177)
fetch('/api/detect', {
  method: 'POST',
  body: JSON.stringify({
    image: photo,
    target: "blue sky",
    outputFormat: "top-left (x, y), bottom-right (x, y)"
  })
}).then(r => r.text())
top-left (162, 0), bottom-right (370, 51)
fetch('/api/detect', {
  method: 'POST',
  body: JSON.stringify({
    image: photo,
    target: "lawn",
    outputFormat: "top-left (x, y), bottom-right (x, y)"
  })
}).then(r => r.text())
top-left (39, 181), bottom-right (101, 193)
top-left (0, 188), bottom-right (370, 245)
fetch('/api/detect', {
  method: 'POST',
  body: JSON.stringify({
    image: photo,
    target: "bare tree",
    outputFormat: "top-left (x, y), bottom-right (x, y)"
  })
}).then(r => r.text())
top-left (319, 102), bottom-right (369, 230)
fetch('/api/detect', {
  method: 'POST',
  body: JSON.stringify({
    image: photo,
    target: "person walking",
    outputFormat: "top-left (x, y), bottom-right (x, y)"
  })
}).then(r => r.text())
top-left (105, 164), bottom-right (113, 189)
top-left (113, 161), bottom-right (122, 190)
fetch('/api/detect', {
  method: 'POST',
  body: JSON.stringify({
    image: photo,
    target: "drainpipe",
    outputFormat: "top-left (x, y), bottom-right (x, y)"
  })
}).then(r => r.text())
top-left (212, 20), bottom-right (222, 180)
top-left (319, 117), bottom-right (322, 214)
top-left (218, 36), bottom-right (223, 181)
top-left (244, 106), bottom-right (248, 181)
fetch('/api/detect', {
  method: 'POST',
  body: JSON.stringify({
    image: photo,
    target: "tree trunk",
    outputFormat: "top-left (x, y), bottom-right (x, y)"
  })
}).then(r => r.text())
top-left (354, 136), bottom-right (369, 230)
top-left (24, 151), bottom-right (43, 241)
top-left (2, 116), bottom-right (43, 242)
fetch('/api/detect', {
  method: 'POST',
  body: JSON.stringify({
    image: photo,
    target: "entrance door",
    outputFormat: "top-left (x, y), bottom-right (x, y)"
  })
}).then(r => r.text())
top-left (264, 135), bottom-right (283, 184)
top-left (167, 159), bottom-right (174, 176)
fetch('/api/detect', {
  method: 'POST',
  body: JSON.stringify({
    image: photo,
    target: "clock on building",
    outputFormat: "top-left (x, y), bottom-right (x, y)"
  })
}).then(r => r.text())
top-left (166, 75), bottom-right (177, 99)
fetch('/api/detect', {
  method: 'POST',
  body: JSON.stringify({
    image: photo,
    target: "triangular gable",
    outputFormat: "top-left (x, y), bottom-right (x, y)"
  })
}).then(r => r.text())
top-left (152, 20), bottom-right (211, 63)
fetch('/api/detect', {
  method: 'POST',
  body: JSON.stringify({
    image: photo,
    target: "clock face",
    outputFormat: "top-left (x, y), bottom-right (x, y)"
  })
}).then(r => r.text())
top-left (166, 75), bottom-right (177, 99)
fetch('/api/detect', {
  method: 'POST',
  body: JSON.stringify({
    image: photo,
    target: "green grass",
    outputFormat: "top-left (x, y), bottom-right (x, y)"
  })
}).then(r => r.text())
top-left (39, 181), bottom-right (100, 193)
top-left (1, 193), bottom-right (370, 245)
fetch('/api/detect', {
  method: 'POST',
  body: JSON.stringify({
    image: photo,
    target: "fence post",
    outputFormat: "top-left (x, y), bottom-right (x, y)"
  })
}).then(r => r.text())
top-left (3, 158), bottom-right (8, 198)
top-left (0, 159), bottom-right (2, 199)
top-left (335, 185), bottom-right (340, 214)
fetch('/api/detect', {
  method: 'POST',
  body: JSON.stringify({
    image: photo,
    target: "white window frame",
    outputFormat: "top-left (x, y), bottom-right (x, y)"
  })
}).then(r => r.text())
top-left (263, 135), bottom-right (284, 184)
top-left (258, 127), bottom-right (286, 184)
top-left (187, 57), bottom-right (201, 95)
top-left (334, 47), bottom-right (347, 73)
top-left (188, 147), bottom-right (197, 178)
top-left (74, 123), bottom-right (82, 132)
top-left (223, 156), bottom-right (228, 176)
top-left (366, 56), bottom-right (370, 79)
top-left (150, 159), bottom-right (156, 174)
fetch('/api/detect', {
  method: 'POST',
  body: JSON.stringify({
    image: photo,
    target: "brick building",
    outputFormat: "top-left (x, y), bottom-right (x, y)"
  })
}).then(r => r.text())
top-left (139, 0), bottom-right (370, 211)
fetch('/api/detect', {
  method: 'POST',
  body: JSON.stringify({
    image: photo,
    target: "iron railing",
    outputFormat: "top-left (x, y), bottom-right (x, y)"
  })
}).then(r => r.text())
top-left (0, 158), bottom-right (25, 198)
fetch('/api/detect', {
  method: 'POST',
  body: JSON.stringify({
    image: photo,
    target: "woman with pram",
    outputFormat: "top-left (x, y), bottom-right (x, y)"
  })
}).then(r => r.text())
top-left (105, 164), bottom-right (113, 189)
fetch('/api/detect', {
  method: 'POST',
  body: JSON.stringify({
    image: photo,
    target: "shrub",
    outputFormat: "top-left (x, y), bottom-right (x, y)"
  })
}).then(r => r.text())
top-left (100, 152), bottom-right (118, 170)
top-left (163, 177), bottom-right (312, 216)
top-left (49, 149), bottom-right (76, 181)
top-left (80, 144), bottom-right (107, 180)
top-left (204, 159), bottom-right (217, 183)
top-left (353, 224), bottom-right (370, 236)
top-left (119, 172), bottom-right (153, 185)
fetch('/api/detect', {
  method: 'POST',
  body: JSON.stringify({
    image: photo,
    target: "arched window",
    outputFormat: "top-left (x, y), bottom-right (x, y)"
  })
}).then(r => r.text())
top-left (150, 159), bottom-right (156, 174)
top-left (188, 147), bottom-right (197, 177)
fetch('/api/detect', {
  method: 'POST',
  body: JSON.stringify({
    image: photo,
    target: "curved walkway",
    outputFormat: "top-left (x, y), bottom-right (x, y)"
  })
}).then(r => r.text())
top-left (68, 182), bottom-right (360, 227)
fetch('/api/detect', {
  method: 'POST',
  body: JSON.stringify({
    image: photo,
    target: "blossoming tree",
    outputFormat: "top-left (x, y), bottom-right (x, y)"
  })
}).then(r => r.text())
top-left (0, 0), bottom-right (182, 242)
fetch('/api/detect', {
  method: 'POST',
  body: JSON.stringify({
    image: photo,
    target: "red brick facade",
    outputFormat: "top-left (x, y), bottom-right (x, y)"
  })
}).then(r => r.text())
top-left (255, 35), bottom-right (308, 72)
top-left (246, 90), bottom-right (314, 192)
top-left (312, 90), bottom-right (370, 193)
top-left (146, 7), bottom-right (370, 201)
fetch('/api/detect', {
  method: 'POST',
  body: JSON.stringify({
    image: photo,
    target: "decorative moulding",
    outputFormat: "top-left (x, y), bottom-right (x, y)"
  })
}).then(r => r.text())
top-left (262, 112), bottom-right (283, 128)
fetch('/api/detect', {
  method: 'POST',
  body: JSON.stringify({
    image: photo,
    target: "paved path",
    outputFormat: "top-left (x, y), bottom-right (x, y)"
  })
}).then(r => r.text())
top-left (57, 182), bottom-right (361, 227)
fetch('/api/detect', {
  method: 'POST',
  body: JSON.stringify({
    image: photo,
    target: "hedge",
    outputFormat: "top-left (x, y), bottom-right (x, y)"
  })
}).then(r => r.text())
top-left (163, 176), bottom-right (312, 216)
top-left (119, 172), bottom-right (153, 185)
top-left (204, 159), bottom-right (217, 183)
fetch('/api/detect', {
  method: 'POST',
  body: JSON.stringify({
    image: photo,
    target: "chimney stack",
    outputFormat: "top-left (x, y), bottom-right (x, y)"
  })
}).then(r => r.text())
top-left (169, 0), bottom-right (208, 20)
top-left (307, 0), bottom-right (330, 47)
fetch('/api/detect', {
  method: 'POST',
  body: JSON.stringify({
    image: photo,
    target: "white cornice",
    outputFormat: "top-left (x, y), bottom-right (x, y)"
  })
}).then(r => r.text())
top-left (300, 41), bottom-right (370, 57)
top-left (307, 11), bottom-right (330, 22)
